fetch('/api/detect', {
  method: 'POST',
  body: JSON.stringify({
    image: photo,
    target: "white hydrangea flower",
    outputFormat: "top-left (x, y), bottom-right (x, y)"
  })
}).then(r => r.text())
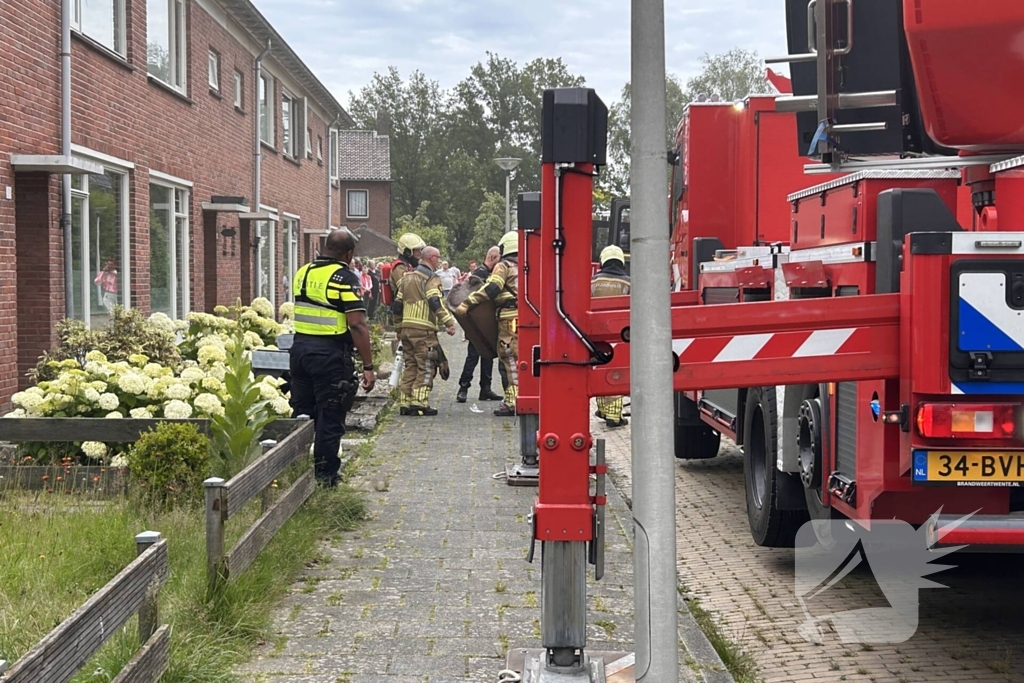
top-left (193, 392), bottom-right (224, 416)
top-left (84, 361), bottom-right (113, 377)
top-left (143, 363), bottom-right (165, 378)
top-left (279, 301), bottom-right (295, 320)
top-left (90, 381), bottom-right (108, 393)
top-left (117, 372), bottom-right (147, 395)
top-left (198, 345), bottom-right (227, 366)
top-left (271, 397), bottom-right (292, 416)
top-left (85, 350), bottom-right (108, 363)
top-left (243, 331), bottom-right (263, 349)
top-left (180, 366), bottom-right (205, 383)
top-left (110, 454), bottom-right (128, 468)
top-left (128, 354), bottom-right (150, 367)
top-left (146, 378), bottom-right (169, 400)
top-left (4, 408), bottom-right (27, 418)
top-left (105, 411), bottom-right (123, 419)
top-left (148, 312), bottom-right (177, 334)
top-left (82, 388), bottom-right (101, 404)
top-left (200, 376), bottom-right (224, 392)
top-left (81, 441), bottom-right (107, 459)
top-left (96, 392), bottom-right (119, 411)
top-left (129, 408), bottom-right (150, 419)
top-left (207, 364), bottom-right (227, 381)
top-left (163, 400), bottom-right (193, 419)
top-left (250, 297), bottom-right (275, 318)
top-left (164, 383), bottom-right (191, 401)
top-left (240, 309), bottom-right (260, 323)
top-left (258, 382), bottom-right (280, 400)
top-left (214, 305), bottom-right (230, 316)
top-left (196, 335), bottom-right (226, 349)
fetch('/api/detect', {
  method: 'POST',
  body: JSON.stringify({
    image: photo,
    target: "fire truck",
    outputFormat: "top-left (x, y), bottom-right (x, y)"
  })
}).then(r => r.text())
top-left (587, 0), bottom-right (1024, 548)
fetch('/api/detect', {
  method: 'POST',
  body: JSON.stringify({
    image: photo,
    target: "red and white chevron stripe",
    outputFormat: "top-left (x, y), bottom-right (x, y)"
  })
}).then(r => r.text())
top-left (671, 327), bottom-right (869, 363)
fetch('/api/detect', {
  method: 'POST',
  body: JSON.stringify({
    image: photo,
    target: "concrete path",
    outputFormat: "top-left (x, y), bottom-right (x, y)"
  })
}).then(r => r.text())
top-left (240, 338), bottom-right (728, 682)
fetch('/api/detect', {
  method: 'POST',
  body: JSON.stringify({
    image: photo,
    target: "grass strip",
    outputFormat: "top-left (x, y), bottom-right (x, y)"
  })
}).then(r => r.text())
top-left (679, 586), bottom-right (762, 683)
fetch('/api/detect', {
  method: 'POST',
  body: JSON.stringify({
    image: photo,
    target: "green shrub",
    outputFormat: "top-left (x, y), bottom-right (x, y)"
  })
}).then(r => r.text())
top-left (127, 422), bottom-right (210, 510)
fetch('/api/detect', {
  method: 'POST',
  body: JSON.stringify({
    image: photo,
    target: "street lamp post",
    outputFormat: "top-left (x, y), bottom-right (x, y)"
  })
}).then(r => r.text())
top-left (494, 157), bottom-right (522, 232)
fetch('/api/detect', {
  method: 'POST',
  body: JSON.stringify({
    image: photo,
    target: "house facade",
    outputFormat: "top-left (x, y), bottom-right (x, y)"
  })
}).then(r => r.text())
top-left (0, 0), bottom-right (353, 407)
top-left (336, 130), bottom-right (392, 239)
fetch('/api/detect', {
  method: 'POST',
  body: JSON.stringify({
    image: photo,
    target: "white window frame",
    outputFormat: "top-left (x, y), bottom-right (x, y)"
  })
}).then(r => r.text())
top-left (281, 91), bottom-right (295, 157)
top-left (260, 73), bottom-right (275, 145)
top-left (72, 0), bottom-right (126, 56)
top-left (70, 149), bottom-right (132, 326)
top-left (317, 135), bottom-right (323, 163)
top-left (233, 70), bottom-right (243, 108)
top-left (149, 176), bottom-right (191, 319)
top-left (208, 50), bottom-right (219, 91)
top-left (347, 189), bottom-right (369, 219)
top-left (147, 0), bottom-right (188, 92)
top-left (283, 216), bottom-right (300, 302)
top-left (306, 128), bottom-right (313, 159)
top-left (256, 206), bottom-right (278, 308)
top-left (329, 128), bottom-right (339, 180)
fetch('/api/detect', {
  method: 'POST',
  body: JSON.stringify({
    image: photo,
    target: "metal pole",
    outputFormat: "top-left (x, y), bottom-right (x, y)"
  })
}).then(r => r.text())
top-left (630, 0), bottom-right (680, 680)
top-left (505, 171), bottom-right (511, 232)
top-left (61, 0), bottom-right (73, 319)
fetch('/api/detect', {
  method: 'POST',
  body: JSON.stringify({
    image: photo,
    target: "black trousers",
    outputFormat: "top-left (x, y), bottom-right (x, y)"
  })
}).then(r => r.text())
top-left (459, 341), bottom-right (508, 390)
top-left (289, 338), bottom-right (356, 484)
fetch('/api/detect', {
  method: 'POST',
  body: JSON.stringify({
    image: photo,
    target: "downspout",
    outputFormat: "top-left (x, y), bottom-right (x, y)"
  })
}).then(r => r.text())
top-left (326, 113), bottom-right (340, 233)
top-left (253, 39), bottom-right (270, 298)
top-left (61, 0), bottom-right (73, 318)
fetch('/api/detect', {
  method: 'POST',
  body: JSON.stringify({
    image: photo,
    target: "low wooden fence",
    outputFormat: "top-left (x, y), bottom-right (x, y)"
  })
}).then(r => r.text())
top-left (204, 419), bottom-right (315, 595)
top-left (0, 531), bottom-right (169, 683)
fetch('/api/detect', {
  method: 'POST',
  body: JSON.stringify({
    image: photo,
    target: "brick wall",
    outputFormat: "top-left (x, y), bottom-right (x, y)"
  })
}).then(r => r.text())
top-left (0, 0), bottom-right (339, 407)
top-left (337, 181), bottom-right (392, 238)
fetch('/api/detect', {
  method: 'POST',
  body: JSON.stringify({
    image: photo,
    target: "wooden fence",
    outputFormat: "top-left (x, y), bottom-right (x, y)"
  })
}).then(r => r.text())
top-left (204, 419), bottom-right (315, 595)
top-left (0, 532), bottom-right (169, 683)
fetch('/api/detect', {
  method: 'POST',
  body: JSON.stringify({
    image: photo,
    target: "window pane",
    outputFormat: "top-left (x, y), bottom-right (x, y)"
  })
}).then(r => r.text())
top-left (234, 72), bottom-right (242, 107)
top-left (348, 191), bottom-right (368, 217)
top-left (71, 196), bottom-right (86, 320)
top-left (90, 171), bottom-right (124, 325)
top-left (281, 96), bottom-right (292, 156)
top-left (81, 0), bottom-right (121, 53)
top-left (173, 0), bottom-right (185, 87)
top-left (147, 0), bottom-right (170, 81)
top-left (208, 52), bottom-right (218, 88)
top-left (176, 215), bottom-right (188, 315)
top-left (260, 76), bottom-right (270, 143)
top-left (149, 185), bottom-right (173, 317)
top-left (330, 131), bottom-right (338, 177)
top-left (258, 221), bottom-right (272, 301)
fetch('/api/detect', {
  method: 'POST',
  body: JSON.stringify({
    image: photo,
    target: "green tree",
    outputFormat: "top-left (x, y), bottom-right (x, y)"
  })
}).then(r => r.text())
top-left (686, 48), bottom-right (772, 103)
top-left (462, 191), bottom-right (509, 263)
top-left (394, 201), bottom-right (451, 257)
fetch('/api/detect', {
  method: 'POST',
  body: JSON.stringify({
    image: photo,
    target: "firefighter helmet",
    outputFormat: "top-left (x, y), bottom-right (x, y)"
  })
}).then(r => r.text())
top-left (397, 233), bottom-right (426, 256)
top-left (600, 245), bottom-right (625, 265)
top-left (498, 231), bottom-right (519, 256)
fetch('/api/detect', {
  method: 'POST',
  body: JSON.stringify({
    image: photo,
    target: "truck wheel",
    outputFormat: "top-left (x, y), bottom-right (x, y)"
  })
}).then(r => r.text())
top-left (799, 394), bottom-right (837, 549)
top-left (675, 423), bottom-right (721, 460)
top-left (744, 386), bottom-right (806, 547)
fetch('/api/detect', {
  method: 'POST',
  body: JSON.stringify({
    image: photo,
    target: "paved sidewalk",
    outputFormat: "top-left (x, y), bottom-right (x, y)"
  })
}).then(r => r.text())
top-left (241, 339), bottom-right (726, 682)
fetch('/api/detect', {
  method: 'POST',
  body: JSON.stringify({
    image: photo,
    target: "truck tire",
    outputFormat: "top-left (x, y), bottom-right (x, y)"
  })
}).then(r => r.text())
top-left (675, 423), bottom-right (721, 460)
top-left (743, 386), bottom-right (807, 547)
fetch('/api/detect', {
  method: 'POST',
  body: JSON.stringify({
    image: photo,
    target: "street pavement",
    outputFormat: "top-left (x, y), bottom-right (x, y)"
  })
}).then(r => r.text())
top-left (240, 338), bottom-right (727, 682)
top-left (597, 409), bottom-right (1024, 683)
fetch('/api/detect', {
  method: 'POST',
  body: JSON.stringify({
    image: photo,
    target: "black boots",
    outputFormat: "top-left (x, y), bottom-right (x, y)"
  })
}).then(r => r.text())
top-left (494, 402), bottom-right (516, 417)
top-left (479, 388), bottom-right (503, 401)
top-left (456, 385), bottom-right (469, 403)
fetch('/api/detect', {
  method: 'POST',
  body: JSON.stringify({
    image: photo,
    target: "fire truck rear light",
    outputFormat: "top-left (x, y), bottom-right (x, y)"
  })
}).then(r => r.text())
top-left (915, 403), bottom-right (1016, 439)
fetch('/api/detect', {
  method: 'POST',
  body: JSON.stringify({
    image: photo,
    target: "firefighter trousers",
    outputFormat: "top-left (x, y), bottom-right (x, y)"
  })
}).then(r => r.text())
top-left (399, 326), bottom-right (441, 407)
top-left (596, 396), bottom-right (625, 422)
top-left (498, 317), bottom-right (518, 409)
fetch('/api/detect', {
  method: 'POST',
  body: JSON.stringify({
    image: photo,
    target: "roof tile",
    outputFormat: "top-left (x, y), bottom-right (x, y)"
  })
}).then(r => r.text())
top-left (338, 130), bottom-right (391, 182)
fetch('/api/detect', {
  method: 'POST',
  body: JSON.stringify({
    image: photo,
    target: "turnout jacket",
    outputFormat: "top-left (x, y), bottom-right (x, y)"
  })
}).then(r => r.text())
top-left (465, 256), bottom-right (518, 321)
top-left (395, 264), bottom-right (455, 331)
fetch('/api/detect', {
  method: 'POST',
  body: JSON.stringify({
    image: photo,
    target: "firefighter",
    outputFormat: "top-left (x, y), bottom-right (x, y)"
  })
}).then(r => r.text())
top-left (592, 245), bottom-right (630, 428)
top-left (388, 232), bottom-right (426, 410)
top-left (457, 231), bottom-right (519, 417)
top-left (290, 229), bottom-right (377, 487)
top-left (394, 245), bottom-right (456, 416)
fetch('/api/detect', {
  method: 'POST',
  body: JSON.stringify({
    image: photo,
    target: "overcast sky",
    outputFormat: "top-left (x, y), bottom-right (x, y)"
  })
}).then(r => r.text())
top-left (258, 0), bottom-right (789, 109)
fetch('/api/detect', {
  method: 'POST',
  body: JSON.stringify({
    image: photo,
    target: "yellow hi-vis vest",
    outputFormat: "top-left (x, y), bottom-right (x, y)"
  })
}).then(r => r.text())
top-left (292, 261), bottom-right (360, 336)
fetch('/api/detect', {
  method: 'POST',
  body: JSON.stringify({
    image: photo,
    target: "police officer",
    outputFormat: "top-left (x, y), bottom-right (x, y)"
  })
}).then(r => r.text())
top-left (290, 229), bottom-right (376, 487)
top-left (592, 245), bottom-right (631, 428)
top-left (395, 246), bottom-right (456, 415)
top-left (457, 231), bottom-right (519, 417)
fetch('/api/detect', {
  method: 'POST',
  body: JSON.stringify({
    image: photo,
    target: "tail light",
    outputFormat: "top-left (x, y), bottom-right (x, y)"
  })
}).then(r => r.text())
top-left (915, 403), bottom-right (1017, 439)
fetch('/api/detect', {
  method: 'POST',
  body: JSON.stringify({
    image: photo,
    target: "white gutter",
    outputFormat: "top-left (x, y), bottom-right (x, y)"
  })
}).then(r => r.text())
top-left (326, 114), bottom-right (340, 232)
top-left (61, 0), bottom-right (73, 318)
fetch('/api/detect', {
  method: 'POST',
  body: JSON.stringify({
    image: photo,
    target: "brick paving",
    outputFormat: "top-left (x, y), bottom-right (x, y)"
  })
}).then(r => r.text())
top-left (596, 406), bottom-right (1024, 683)
top-left (240, 339), bottom-right (726, 682)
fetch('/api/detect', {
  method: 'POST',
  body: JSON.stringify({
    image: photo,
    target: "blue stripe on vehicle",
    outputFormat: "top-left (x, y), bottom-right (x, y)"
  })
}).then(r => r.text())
top-left (953, 382), bottom-right (1024, 395)
top-left (959, 298), bottom-right (1024, 353)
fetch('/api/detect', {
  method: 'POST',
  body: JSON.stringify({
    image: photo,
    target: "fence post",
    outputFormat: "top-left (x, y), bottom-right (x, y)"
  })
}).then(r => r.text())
top-left (135, 530), bottom-right (162, 643)
top-left (259, 440), bottom-right (278, 514)
top-left (204, 477), bottom-right (226, 596)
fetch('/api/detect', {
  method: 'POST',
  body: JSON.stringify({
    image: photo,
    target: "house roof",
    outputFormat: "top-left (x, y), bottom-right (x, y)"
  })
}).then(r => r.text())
top-left (218, 0), bottom-right (352, 127)
top-left (338, 131), bottom-right (391, 182)
top-left (352, 226), bottom-right (398, 259)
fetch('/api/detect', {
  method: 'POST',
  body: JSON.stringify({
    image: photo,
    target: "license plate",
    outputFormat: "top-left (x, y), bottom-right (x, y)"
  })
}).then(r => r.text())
top-left (913, 450), bottom-right (1024, 486)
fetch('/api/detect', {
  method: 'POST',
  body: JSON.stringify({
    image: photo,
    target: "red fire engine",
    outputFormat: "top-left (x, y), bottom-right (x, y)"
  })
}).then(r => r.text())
top-left (526, 0), bottom-right (1024, 553)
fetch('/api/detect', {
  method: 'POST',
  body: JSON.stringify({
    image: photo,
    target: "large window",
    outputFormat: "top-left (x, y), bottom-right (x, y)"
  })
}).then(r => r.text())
top-left (147, 0), bottom-right (188, 92)
top-left (149, 184), bottom-right (190, 319)
top-left (281, 92), bottom-right (295, 157)
top-left (329, 129), bottom-right (338, 179)
top-left (74, 0), bottom-right (126, 54)
top-left (256, 219), bottom-right (277, 307)
top-left (283, 218), bottom-right (299, 302)
top-left (260, 73), bottom-right (274, 145)
top-left (234, 71), bottom-right (243, 109)
top-left (70, 170), bottom-right (129, 327)
top-left (208, 50), bottom-right (220, 91)
top-left (347, 190), bottom-right (369, 219)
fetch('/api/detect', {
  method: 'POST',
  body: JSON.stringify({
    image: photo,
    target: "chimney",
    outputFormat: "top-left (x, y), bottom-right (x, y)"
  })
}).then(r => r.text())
top-left (376, 110), bottom-right (391, 137)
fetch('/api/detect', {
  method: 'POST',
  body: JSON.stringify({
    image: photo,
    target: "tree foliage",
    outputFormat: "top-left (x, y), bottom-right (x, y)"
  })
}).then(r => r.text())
top-left (394, 201), bottom-right (451, 257)
top-left (462, 192), bottom-right (510, 264)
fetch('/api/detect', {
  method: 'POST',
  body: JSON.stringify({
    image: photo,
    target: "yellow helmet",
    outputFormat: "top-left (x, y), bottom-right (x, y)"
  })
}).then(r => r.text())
top-left (397, 233), bottom-right (426, 255)
top-left (600, 245), bottom-right (625, 265)
top-left (498, 231), bottom-right (519, 256)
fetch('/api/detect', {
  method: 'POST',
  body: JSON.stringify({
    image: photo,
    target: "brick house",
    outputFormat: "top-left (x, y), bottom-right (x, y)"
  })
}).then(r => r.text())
top-left (0, 0), bottom-right (354, 407)
top-left (336, 130), bottom-right (392, 239)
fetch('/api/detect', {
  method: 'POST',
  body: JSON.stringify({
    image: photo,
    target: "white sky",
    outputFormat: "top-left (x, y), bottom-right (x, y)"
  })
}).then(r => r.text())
top-left (256, 0), bottom-right (790, 109)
